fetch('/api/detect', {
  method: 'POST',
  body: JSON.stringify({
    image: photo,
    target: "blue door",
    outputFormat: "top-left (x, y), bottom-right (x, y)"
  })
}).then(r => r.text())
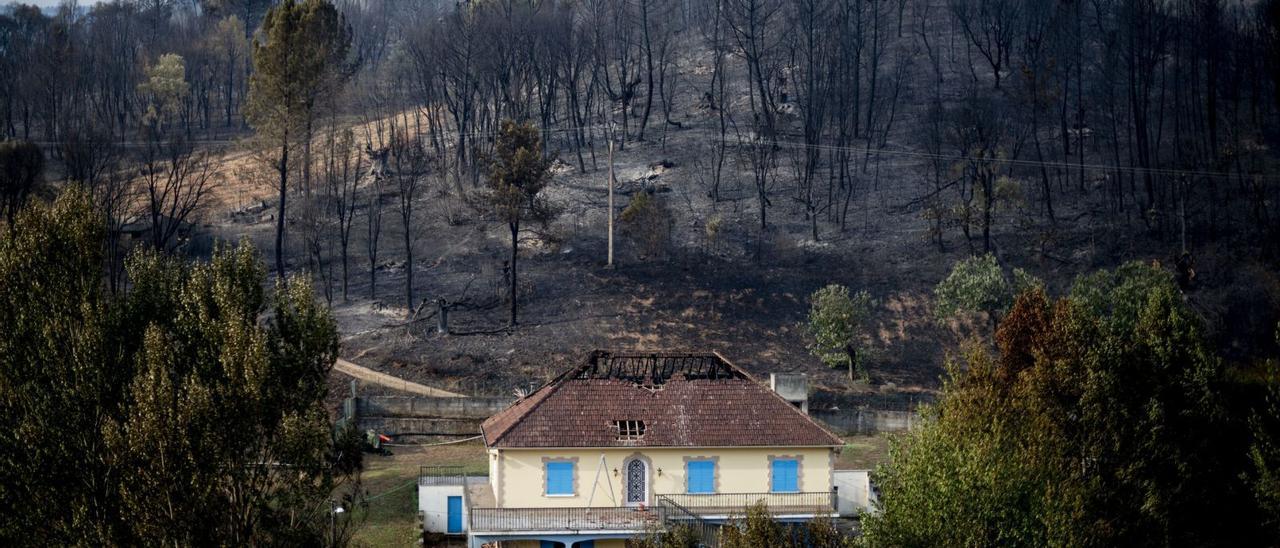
top-left (446, 496), bottom-right (463, 534)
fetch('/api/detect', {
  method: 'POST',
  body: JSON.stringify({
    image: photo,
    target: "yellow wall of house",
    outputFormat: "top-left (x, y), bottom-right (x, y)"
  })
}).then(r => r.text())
top-left (494, 447), bottom-right (835, 508)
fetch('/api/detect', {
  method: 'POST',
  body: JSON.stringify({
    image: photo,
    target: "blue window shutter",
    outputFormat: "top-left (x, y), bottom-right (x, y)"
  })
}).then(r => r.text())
top-left (771, 459), bottom-right (799, 493)
top-left (546, 461), bottom-right (575, 495)
top-left (687, 460), bottom-right (715, 494)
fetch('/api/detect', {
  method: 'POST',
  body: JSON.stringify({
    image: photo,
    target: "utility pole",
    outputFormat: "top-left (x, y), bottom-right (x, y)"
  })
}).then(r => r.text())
top-left (1179, 176), bottom-right (1188, 254)
top-left (607, 139), bottom-right (615, 268)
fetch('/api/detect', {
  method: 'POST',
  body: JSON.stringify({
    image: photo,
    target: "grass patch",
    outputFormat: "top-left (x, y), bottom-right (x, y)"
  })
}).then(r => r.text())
top-left (346, 441), bottom-right (488, 548)
top-left (836, 434), bottom-right (893, 470)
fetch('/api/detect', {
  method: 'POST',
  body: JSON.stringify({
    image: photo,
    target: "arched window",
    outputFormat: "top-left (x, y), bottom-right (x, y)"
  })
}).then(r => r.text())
top-left (625, 458), bottom-right (648, 505)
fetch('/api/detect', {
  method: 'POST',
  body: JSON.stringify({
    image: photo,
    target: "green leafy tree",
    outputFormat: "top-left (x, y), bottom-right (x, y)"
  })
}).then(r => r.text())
top-left (630, 523), bottom-right (703, 548)
top-left (619, 191), bottom-right (674, 260)
top-left (934, 253), bottom-right (1040, 328)
top-left (138, 53), bottom-right (189, 134)
top-left (483, 119), bottom-right (557, 327)
top-left (1067, 259), bottom-right (1175, 333)
top-left (807, 284), bottom-right (873, 381)
top-left (867, 263), bottom-right (1249, 546)
top-left (862, 345), bottom-right (1054, 547)
top-left (719, 502), bottom-right (853, 548)
top-left (0, 189), bottom-right (116, 544)
top-left (246, 0), bottom-right (351, 280)
top-left (0, 189), bottom-right (359, 545)
top-left (721, 503), bottom-right (787, 548)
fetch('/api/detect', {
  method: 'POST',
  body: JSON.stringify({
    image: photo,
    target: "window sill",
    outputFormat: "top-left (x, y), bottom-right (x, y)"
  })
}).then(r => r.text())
top-left (544, 494), bottom-right (575, 498)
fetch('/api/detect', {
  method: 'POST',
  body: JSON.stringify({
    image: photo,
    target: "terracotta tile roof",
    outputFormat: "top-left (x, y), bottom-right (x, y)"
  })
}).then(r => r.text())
top-left (481, 351), bottom-right (843, 448)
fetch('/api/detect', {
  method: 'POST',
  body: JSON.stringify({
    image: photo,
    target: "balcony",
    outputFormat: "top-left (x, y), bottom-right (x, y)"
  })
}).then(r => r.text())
top-left (657, 492), bottom-right (837, 518)
top-left (467, 492), bottom-right (834, 533)
top-left (417, 465), bottom-right (481, 487)
top-left (468, 506), bottom-right (664, 533)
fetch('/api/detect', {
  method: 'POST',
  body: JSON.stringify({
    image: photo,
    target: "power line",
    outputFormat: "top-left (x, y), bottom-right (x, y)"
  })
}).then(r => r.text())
top-left (306, 118), bottom-right (1280, 183)
top-left (364, 479), bottom-right (417, 504)
top-left (729, 135), bottom-right (1279, 182)
top-left (382, 434), bottom-right (482, 447)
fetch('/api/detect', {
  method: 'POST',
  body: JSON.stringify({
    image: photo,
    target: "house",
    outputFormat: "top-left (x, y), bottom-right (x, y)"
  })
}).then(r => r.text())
top-left (420, 351), bottom-right (845, 548)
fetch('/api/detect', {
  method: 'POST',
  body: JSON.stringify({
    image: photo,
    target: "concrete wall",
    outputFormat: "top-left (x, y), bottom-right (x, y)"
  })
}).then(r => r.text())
top-left (769, 373), bottom-right (809, 402)
top-left (494, 447), bottom-right (836, 508)
top-left (348, 396), bottom-right (513, 439)
top-left (418, 484), bottom-right (467, 534)
top-left (832, 470), bottom-right (875, 516)
top-left (356, 396), bottom-right (511, 419)
top-left (811, 409), bottom-right (917, 435)
top-left (358, 417), bottom-right (480, 436)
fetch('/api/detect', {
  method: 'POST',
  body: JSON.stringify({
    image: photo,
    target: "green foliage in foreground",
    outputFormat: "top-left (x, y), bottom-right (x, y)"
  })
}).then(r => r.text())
top-left (866, 262), bottom-right (1276, 547)
top-left (1249, 324), bottom-right (1280, 537)
top-left (720, 503), bottom-right (852, 548)
top-left (0, 190), bottom-right (359, 546)
top-left (630, 503), bottom-right (853, 548)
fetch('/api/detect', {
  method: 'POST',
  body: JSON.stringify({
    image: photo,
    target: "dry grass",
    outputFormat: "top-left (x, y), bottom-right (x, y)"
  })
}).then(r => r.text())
top-left (346, 441), bottom-right (487, 548)
top-left (836, 434), bottom-right (893, 471)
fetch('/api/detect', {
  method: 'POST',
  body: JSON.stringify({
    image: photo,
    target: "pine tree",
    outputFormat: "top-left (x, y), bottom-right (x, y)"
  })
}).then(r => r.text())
top-left (483, 120), bottom-right (557, 327)
top-left (246, 0), bottom-right (350, 280)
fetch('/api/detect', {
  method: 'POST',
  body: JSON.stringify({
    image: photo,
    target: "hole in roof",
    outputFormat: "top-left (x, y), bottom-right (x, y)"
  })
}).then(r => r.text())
top-left (613, 420), bottom-right (646, 441)
top-left (580, 352), bottom-right (743, 386)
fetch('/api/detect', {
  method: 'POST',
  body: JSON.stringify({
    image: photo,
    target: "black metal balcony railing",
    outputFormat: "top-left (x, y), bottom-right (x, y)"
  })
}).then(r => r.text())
top-left (469, 506), bottom-right (664, 533)
top-left (418, 465), bottom-right (472, 486)
top-left (467, 492), bottom-right (835, 535)
top-left (657, 492), bottom-right (837, 516)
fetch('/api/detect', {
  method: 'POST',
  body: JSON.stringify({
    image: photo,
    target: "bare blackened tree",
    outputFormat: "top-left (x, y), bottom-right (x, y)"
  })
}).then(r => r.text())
top-left (562, 5), bottom-right (600, 172)
top-left (60, 123), bottom-right (129, 290)
top-left (0, 140), bottom-right (43, 227)
top-left (725, 0), bottom-right (785, 141)
top-left (137, 134), bottom-right (216, 252)
top-left (948, 0), bottom-right (1021, 90)
top-left (407, 5), bottom-right (477, 181)
top-left (388, 125), bottom-right (432, 317)
top-left (725, 0), bottom-right (786, 234)
top-left (945, 94), bottom-right (1017, 254)
top-left (1013, 0), bottom-right (1061, 224)
top-left (598, 0), bottom-right (643, 148)
top-left (787, 0), bottom-right (835, 241)
top-left (365, 145), bottom-right (386, 302)
top-left (324, 128), bottom-right (362, 301)
top-left (636, 0), bottom-right (677, 141)
top-left (701, 0), bottom-right (732, 201)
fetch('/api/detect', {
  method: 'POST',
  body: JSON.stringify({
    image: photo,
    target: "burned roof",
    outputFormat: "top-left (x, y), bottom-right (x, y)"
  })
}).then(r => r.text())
top-left (481, 351), bottom-right (843, 449)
